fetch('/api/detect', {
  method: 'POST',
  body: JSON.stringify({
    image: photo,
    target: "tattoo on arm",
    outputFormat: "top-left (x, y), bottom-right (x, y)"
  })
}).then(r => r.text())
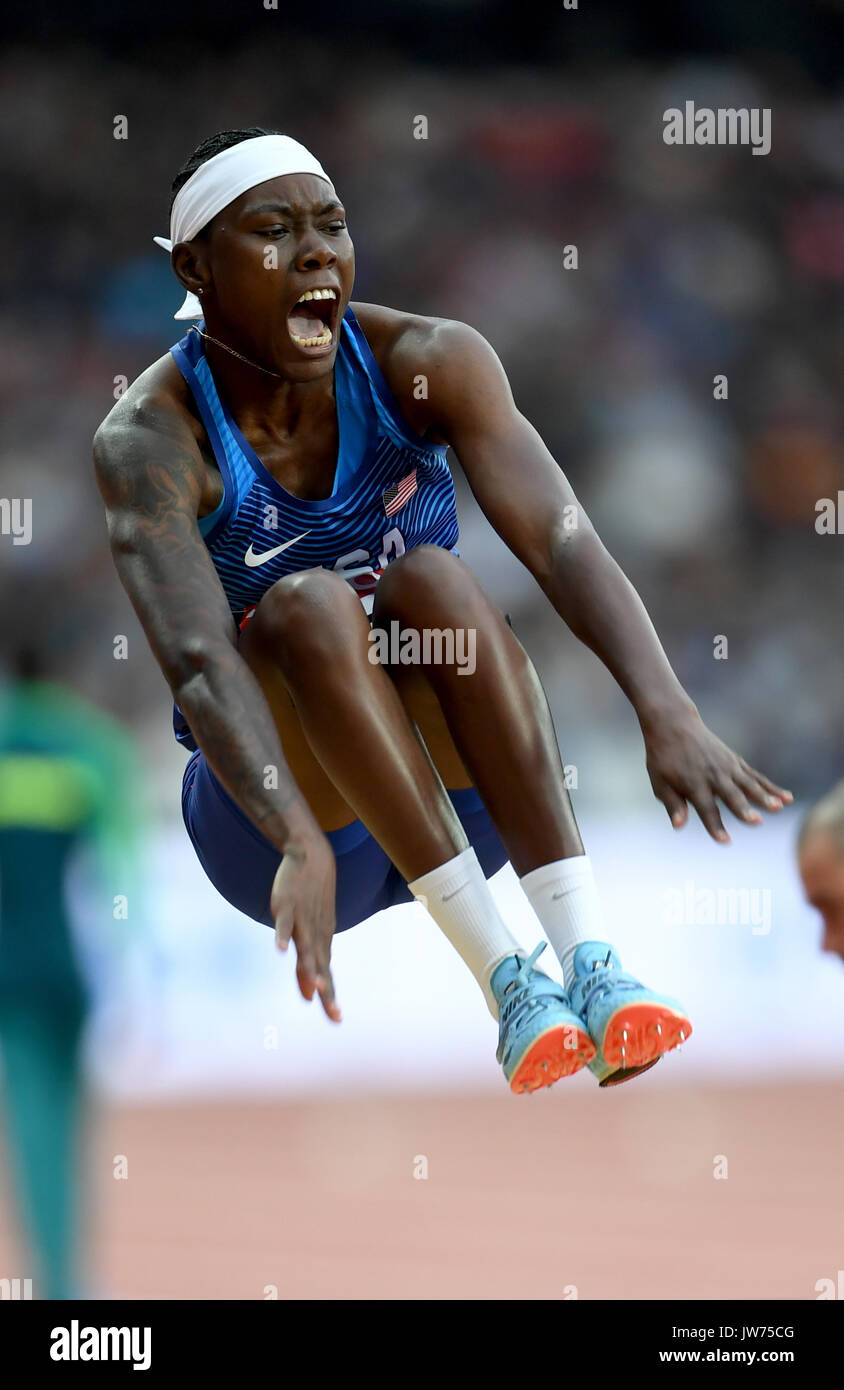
top-left (93, 403), bottom-right (317, 851)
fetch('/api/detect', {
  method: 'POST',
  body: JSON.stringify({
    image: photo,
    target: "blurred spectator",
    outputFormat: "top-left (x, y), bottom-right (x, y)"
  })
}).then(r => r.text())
top-left (797, 780), bottom-right (844, 963)
top-left (0, 647), bottom-right (143, 1298)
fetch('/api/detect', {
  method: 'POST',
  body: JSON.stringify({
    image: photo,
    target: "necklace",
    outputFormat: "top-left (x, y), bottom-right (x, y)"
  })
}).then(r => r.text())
top-left (188, 324), bottom-right (284, 379)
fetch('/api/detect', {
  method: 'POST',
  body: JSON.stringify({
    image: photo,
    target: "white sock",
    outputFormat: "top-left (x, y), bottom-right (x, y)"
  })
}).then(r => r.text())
top-left (519, 854), bottom-right (606, 991)
top-left (408, 847), bottom-right (522, 1018)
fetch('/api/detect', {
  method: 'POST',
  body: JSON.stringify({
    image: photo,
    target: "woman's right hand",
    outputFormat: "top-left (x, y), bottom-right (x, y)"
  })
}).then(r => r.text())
top-left (271, 832), bottom-right (341, 1022)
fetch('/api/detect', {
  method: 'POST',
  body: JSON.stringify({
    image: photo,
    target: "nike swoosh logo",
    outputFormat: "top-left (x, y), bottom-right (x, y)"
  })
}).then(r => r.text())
top-left (243, 530), bottom-right (312, 568)
top-left (442, 883), bottom-right (468, 901)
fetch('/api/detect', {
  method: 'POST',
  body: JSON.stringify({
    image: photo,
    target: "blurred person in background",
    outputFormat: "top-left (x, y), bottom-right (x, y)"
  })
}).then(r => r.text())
top-left (797, 781), bottom-right (844, 963)
top-left (0, 644), bottom-right (142, 1299)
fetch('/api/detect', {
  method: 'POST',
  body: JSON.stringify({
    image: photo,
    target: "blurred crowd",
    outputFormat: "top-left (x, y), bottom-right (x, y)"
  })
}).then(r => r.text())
top-left (1, 37), bottom-right (842, 810)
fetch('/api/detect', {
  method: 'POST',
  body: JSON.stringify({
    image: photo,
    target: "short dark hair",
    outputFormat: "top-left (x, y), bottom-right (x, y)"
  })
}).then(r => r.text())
top-left (798, 781), bottom-right (844, 854)
top-left (168, 127), bottom-right (285, 220)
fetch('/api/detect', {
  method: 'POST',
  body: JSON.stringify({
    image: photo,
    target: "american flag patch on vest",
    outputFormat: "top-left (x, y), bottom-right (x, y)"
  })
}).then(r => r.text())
top-left (382, 468), bottom-right (418, 517)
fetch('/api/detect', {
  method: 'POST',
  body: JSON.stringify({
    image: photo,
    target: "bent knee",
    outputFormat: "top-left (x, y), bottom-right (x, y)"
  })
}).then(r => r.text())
top-left (248, 568), bottom-right (365, 655)
top-left (374, 545), bottom-right (480, 619)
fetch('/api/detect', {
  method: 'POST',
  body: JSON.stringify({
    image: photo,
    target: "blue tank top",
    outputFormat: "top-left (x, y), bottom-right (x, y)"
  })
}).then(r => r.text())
top-left (170, 306), bottom-right (460, 749)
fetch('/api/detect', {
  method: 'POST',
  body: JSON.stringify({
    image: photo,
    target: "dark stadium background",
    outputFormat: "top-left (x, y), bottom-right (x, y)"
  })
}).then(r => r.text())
top-left (0, 0), bottom-right (842, 1301)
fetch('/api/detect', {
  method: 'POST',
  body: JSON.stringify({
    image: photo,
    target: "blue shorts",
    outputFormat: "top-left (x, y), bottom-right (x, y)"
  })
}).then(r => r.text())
top-left (181, 750), bottom-right (509, 933)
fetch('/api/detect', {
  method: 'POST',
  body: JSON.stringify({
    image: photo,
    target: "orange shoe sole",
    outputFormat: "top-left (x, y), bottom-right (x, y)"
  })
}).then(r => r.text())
top-left (601, 1002), bottom-right (692, 1069)
top-left (509, 1023), bottom-right (596, 1094)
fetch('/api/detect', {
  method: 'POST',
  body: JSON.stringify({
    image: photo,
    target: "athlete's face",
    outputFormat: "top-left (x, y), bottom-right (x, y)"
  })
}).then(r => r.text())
top-left (798, 830), bottom-right (844, 962)
top-left (178, 172), bottom-right (355, 382)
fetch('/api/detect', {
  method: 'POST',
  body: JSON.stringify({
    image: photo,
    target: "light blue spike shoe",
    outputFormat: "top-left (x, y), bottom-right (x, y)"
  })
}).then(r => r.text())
top-left (568, 942), bottom-right (692, 1088)
top-left (491, 943), bottom-right (595, 1094)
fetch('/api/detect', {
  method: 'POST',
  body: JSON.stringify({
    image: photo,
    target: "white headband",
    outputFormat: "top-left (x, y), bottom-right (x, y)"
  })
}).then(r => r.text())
top-left (154, 134), bottom-right (331, 319)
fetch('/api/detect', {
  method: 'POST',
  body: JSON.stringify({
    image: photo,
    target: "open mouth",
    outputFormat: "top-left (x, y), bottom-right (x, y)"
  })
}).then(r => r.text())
top-left (286, 287), bottom-right (339, 351)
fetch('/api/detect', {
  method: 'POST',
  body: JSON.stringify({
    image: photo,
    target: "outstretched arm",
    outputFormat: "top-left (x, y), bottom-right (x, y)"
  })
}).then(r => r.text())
top-left (420, 321), bottom-right (792, 841)
top-left (93, 396), bottom-right (340, 1016)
